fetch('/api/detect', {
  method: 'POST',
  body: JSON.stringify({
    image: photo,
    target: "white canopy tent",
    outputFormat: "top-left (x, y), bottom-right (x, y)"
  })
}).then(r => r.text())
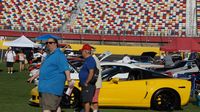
top-left (3, 35), bottom-right (41, 48)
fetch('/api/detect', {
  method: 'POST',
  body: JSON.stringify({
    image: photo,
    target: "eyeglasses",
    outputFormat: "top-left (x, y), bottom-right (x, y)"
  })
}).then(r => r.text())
top-left (46, 42), bottom-right (56, 44)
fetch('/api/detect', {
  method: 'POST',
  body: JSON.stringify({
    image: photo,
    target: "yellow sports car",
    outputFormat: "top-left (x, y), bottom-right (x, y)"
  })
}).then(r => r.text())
top-left (29, 62), bottom-right (191, 111)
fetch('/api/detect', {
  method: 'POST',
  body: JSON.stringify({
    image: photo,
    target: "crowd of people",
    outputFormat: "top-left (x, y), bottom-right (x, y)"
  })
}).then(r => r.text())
top-left (3, 46), bottom-right (47, 74)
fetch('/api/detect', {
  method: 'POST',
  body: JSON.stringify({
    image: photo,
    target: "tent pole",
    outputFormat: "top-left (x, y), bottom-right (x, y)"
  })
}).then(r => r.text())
top-left (0, 36), bottom-right (5, 62)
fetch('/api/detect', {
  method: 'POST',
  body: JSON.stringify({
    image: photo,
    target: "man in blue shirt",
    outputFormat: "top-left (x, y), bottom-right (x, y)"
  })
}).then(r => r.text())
top-left (79, 44), bottom-right (97, 112)
top-left (28, 38), bottom-right (73, 112)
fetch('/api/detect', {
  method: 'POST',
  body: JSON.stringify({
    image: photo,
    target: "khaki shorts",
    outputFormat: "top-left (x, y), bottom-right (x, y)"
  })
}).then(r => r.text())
top-left (39, 93), bottom-right (62, 110)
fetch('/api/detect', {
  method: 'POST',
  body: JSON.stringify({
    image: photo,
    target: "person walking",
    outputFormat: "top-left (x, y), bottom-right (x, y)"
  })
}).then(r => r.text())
top-left (18, 49), bottom-right (26, 72)
top-left (4, 47), bottom-right (16, 74)
top-left (28, 38), bottom-right (73, 112)
top-left (79, 44), bottom-right (97, 112)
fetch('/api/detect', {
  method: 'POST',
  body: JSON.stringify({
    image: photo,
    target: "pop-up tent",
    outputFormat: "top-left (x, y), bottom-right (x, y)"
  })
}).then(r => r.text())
top-left (36, 34), bottom-right (62, 40)
top-left (160, 38), bottom-right (200, 52)
top-left (3, 35), bottom-right (41, 48)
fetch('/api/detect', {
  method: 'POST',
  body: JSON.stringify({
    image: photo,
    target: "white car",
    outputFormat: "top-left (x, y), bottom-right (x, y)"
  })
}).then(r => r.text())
top-left (163, 60), bottom-right (199, 79)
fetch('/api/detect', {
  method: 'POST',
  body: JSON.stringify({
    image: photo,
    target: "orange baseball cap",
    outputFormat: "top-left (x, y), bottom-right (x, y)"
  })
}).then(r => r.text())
top-left (80, 44), bottom-right (93, 51)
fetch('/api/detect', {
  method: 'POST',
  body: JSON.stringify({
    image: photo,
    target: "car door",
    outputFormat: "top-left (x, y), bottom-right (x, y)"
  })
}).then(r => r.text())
top-left (99, 65), bottom-right (147, 106)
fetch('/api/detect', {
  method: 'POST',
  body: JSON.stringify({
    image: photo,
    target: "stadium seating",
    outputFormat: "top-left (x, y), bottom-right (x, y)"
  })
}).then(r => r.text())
top-left (0, 0), bottom-right (196, 37)
top-left (0, 0), bottom-right (77, 31)
top-left (197, 0), bottom-right (200, 34)
top-left (71, 0), bottom-right (187, 36)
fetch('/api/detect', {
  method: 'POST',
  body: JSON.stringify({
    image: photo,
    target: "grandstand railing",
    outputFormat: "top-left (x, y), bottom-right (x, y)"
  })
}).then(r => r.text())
top-left (0, 29), bottom-right (200, 44)
top-left (0, 25), bottom-right (194, 37)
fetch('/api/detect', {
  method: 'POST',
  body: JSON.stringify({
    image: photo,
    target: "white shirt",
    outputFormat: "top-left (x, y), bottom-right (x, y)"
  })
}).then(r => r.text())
top-left (5, 50), bottom-right (16, 62)
top-left (18, 53), bottom-right (26, 61)
top-left (93, 55), bottom-right (102, 88)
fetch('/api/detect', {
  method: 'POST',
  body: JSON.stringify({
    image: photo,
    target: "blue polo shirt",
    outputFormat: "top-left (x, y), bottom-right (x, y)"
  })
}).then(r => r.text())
top-left (38, 48), bottom-right (70, 96)
top-left (79, 56), bottom-right (96, 85)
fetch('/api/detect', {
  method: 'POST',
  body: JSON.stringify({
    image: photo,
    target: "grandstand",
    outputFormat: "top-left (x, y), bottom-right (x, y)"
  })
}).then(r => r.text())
top-left (0, 0), bottom-right (199, 44)
top-left (0, 0), bottom-right (78, 31)
top-left (197, 0), bottom-right (200, 34)
top-left (72, 0), bottom-right (187, 36)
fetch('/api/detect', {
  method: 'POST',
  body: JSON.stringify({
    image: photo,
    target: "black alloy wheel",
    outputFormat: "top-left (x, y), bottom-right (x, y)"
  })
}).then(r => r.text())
top-left (60, 87), bottom-right (81, 109)
top-left (151, 89), bottom-right (180, 111)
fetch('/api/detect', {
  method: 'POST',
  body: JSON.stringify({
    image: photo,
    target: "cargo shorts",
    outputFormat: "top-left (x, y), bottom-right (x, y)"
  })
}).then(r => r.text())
top-left (39, 93), bottom-right (62, 110)
top-left (81, 84), bottom-right (96, 103)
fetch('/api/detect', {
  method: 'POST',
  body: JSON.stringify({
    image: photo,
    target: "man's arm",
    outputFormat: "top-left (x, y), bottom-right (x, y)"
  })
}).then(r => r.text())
top-left (27, 73), bottom-right (39, 83)
top-left (65, 70), bottom-right (74, 88)
top-left (65, 70), bottom-right (71, 81)
top-left (85, 69), bottom-right (94, 86)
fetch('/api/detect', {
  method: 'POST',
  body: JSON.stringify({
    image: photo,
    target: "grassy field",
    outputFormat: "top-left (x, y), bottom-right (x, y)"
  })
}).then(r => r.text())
top-left (0, 62), bottom-right (200, 112)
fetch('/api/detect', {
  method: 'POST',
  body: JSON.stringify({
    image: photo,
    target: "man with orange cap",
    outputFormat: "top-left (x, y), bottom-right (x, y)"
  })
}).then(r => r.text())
top-left (79, 44), bottom-right (97, 112)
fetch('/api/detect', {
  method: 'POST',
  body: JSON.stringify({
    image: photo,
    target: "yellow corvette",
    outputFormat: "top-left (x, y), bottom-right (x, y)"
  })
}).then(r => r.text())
top-left (29, 62), bottom-right (191, 111)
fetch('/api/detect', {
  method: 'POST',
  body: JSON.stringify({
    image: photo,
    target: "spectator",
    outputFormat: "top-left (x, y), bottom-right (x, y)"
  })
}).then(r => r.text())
top-left (91, 46), bottom-right (102, 112)
top-left (189, 52), bottom-right (198, 60)
top-left (28, 38), bottom-right (73, 112)
top-left (32, 49), bottom-right (42, 63)
top-left (4, 47), bottom-right (16, 74)
top-left (79, 44), bottom-right (97, 112)
top-left (25, 49), bottom-right (34, 64)
top-left (163, 52), bottom-right (174, 68)
top-left (160, 52), bottom-right (165, 60)
top-left (41, 49), bottom-right (47, 62)
top-left (18, 49), bottom-right (26, 72)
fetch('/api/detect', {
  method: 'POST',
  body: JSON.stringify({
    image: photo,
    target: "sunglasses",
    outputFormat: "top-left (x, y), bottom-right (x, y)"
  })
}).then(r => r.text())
top-left (46, 42), bottom-right (56, 44)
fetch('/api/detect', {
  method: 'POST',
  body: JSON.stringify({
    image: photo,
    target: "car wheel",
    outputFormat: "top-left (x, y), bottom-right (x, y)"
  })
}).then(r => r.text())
top-left (60, 87), bottom-right (81, 109)
top-left (151, 88), bottom-right (180, 111)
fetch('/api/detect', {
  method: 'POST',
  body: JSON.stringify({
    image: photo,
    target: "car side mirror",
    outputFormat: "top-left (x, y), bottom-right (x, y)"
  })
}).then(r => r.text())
top-left (111, 78), bottom-right (119, 84)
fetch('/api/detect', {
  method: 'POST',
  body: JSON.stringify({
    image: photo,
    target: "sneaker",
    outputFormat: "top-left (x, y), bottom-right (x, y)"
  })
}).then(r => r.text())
top-left (8, 72), bottom-right (10, 74)
top-left (10, 72), bottom-right (13, 74)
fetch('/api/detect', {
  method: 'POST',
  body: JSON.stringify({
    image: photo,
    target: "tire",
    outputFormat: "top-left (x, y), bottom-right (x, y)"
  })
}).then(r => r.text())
top-left (60, 87), bottom-right (81, 109)
top-left (151, 88), bottom-right (180, 111)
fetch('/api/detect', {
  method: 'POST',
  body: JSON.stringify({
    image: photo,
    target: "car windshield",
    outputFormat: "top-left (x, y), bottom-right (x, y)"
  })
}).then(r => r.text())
top-left (101, 65), bottom-right (170, 81)
top-left (173, 61), bottom-right (187, 68)
top-left (101, 65), bottom-right (130, 80)
top-left (127, 68), bottom-right (170, 80)
top-left (101, 67), bottom-right (120, 80)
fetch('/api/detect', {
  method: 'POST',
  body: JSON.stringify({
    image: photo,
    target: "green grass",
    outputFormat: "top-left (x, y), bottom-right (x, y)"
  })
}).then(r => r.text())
top-left (0, 62), bottom-right (200, 112)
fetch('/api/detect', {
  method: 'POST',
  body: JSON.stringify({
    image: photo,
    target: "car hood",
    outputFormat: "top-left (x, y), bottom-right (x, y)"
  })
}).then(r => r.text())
top-left (98, 51), bottom-right (112, 62)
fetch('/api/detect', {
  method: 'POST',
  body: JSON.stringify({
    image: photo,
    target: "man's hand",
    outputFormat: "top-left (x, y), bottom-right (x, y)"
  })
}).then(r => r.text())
top-left (27, 73), bottom-right (39, 83)
top-left (27, 77), bottom-right (35, 83)
top-left (84, 83), bottom-right (88, 87)
top-left (68, 80), bottom-right (75, 88)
